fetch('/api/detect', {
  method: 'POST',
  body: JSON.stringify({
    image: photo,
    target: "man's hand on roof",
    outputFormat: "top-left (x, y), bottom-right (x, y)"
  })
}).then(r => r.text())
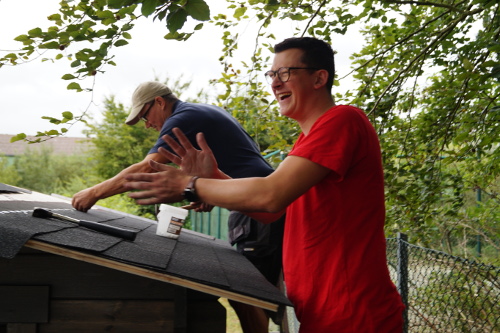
top-left (72, 187), bottom-right (98, 212)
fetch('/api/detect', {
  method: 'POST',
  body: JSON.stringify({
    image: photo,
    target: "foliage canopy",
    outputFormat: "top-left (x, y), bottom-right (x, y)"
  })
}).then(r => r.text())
top-left (1, 0), bottom-right (499, 254)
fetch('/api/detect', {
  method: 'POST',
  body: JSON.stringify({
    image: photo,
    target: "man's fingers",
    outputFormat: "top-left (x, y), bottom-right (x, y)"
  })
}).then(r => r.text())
top-left (196, 132), bottom-right (213, 153)
top-left (149, 159), bottom-right (176, 172)
top-left (124, 171), bottom-right (157, 182)
top-left (125, 180), bottom-right (155, 192)
top-left (181, 202), bottom-right (200, 210)
top-left (162, 134), bottom-right (186, 156)
top-left (172, 127), bottom-right (196, 150)
top-left (158, 147), bottom-right (181, 165)
top-left (127, 187), bottom-right (156, 198)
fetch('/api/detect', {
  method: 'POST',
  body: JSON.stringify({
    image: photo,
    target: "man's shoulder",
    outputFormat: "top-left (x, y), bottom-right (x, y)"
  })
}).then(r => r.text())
top-left (175, 101), bottom-right (223, 112)
top-left (173, 101), bottom-right (226, 117)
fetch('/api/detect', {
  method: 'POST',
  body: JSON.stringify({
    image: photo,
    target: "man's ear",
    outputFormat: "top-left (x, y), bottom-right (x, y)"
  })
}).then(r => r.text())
top-left (156, 95), bottom-right (165, 106)
top-left (314, 69), bottom-right (329, 89)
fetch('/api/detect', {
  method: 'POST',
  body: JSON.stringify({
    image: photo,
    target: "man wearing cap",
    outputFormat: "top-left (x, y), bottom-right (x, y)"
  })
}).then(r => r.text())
top-left (71, 81), bottom-right (284, 333)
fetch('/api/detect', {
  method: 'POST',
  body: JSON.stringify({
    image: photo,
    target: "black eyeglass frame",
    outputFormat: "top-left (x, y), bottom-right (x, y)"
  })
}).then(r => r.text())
top-left (264, 67), bottom-right (320, 84)
top-left (140, 100), bottom-right (155, 122)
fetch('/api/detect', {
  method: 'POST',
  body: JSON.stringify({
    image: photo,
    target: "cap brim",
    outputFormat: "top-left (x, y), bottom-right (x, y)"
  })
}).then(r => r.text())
top-left (125, 106), bottom-right (142, 125)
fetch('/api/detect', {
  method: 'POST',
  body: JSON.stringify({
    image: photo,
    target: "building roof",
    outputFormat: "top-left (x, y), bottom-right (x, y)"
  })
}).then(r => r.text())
top-left (0, 134), bottom-right (92, 156)
top-left (0, 183), bottom-right (291, 311)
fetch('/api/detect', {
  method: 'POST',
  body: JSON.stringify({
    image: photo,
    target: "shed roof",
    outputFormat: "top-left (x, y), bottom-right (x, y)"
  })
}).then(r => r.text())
top-left (0, 134), bottom-right (92, 156)
top-left (0, 183), bottom-right (291, 311)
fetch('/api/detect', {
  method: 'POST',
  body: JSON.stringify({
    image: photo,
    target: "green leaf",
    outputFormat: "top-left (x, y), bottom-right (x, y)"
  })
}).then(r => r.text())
top-left (167, 8), bottom-right (188, 33)
top-left (185, 0), bottom-right (210, 21)
top-left (70, 59), bottom-right (81, 68)
top-left (47, 13), bottom-right (61, 21)
top-left (119, 5), bottom-right (137, 16)
top-left (46, 130), bottom-right (59, 136)
top-left (39, 41), bottom-right (60, 49)
top-left (41, 116), bottom-right (61, 124)
top-left (14, 34), bottom-right (30, 42)
top-left (61, 74), bottom-right (76, 80)
top-left (490, 65), bottom-right (500, 80)
top-left (27, 28), bottom-right (43, 37)
top-left (97, 10), bottom-right (115, 19)
top-left (10, 133), bottom-right (27, 143)
top-left (141, 0), bottom-right (160, 17)
top-left (234, 6), bottom-right (247, 19)
top-left (114, 39), bottom-right (129, 47)
top-left (67, 82), bottom-right (82, 91)
top-left (107, 0), bottom-right (128, 9)
top-left (4, 53), bottom-right (18, 59)
top-left (487, 43), bottom-right (500, 52)
top-left (463, 58), bottom-right (474, 71)
top-left (62, 111), bottom-right (74, 120)
top-left (122, 23), bottom-right (134, 31)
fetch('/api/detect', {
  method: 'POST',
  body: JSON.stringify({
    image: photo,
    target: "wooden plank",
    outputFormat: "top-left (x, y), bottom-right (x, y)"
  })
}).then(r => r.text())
top-left (0, 286), bottom-right (49, 323)
top-left (0, 251), bottom-right (176, 300)
top-left (187, 301), bottom-right (226, 333)
top-left (174, 286), bottom-right (187, 333)
top-left (6, 324), bottom-right (36, 333)
top-left (24, 240), bottom-right (278, 311)
top-left (38, 300), bottom-right (174, 333)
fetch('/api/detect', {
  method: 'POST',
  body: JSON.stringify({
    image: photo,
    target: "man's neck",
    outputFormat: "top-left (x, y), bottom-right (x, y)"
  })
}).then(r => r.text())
top-left (298, 98), bottom-right (335, 135)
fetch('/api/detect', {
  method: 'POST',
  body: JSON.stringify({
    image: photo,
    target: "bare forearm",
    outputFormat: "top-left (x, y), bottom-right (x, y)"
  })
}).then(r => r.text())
top-left (125, 155), bottom-right (331, 219)
top-left (73, 153), bottom-right (166, 212)
top-left (195, 177), bottom-right (288, 213)
top-left (94, 162), bottom-right (154, 199)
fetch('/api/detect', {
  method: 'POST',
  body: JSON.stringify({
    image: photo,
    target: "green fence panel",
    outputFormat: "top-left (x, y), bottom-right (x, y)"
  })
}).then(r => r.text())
top-left (190, 207), bottom-right (230, 241)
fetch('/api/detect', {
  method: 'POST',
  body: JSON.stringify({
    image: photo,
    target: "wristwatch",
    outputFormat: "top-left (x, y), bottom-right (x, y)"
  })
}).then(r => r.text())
top-left (183, 176), bottom-right (200, 202)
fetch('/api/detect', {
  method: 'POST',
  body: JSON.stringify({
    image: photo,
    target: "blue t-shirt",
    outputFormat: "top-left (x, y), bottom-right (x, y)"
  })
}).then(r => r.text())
top-left (149, 101), bottom-right (274, 179)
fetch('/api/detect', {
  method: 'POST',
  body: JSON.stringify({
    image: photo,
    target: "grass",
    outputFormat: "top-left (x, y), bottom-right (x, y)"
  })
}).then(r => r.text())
top-left (218, 298), bottom-right (281, 333)
top-left (219, 298), bottom-right (244, 333)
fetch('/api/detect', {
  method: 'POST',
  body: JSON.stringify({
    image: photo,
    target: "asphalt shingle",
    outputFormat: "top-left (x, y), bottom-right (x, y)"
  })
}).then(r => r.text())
top-left (0, 183), bottom-right (292, 309)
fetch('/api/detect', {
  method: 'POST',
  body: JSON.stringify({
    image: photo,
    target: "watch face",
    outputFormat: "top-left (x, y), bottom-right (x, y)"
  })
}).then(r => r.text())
top-left (183, 189), bottom-right (198, 202)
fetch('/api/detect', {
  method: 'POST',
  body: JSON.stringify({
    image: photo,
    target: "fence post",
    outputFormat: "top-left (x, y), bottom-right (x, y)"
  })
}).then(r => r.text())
top-left (397, 232), bottom-right (409, 333)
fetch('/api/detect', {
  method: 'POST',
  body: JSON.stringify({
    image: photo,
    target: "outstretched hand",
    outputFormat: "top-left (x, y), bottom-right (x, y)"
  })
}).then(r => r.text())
top-left (159, 127), bottom-right (219, 178)
top-left (125, 160), bottom-right (190, 205)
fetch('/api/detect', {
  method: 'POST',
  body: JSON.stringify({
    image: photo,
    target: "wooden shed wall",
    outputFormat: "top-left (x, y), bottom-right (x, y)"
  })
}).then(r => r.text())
top-left (0, 248), bottom-right (226, 333)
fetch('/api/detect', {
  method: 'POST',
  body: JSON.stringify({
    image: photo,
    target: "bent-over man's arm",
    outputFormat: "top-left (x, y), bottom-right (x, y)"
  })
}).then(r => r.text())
top-left (72, 152), bottom-right (169, 212)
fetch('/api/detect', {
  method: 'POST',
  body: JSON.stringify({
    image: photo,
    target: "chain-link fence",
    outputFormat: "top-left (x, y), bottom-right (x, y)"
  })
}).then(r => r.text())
top-left (386, 233), bottom-right (500, 333)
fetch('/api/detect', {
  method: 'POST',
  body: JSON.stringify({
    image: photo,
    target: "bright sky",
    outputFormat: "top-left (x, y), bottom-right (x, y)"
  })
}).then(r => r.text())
top-left (0, 0), bottom-right (362, 138)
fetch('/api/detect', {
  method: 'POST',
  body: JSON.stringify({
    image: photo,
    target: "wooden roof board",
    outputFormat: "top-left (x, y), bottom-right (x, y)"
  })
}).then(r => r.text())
top-left (0, 183), bottom-right (291, 311)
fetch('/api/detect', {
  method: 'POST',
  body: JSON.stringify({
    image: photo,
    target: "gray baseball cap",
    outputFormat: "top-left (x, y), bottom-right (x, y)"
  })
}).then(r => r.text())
top-left (126, 81), bottom-right (172, 125)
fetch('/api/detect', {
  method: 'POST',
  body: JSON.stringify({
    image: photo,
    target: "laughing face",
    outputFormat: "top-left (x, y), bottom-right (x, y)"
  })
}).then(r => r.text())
top-left (270, 48), bottom-right (318, 121)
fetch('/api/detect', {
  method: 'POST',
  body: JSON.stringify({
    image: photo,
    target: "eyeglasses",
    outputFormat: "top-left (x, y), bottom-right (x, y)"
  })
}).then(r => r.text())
top-left (140, 100), bottom-right (155, 122)
top-left (264, 67), bottom-right (320, 84)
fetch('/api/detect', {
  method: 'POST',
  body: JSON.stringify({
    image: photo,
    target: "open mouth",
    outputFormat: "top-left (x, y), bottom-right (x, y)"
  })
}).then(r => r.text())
top-left (278, 93), bottom-right (291, 101)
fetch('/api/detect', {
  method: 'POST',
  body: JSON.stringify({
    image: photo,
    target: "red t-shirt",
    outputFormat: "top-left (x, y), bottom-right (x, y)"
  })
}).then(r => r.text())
top-left (285, 105), bottom-right (404, 332)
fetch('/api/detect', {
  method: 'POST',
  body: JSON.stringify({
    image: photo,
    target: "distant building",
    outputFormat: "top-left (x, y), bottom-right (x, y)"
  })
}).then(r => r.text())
top-left (0, 134), bottom-right (92, 162)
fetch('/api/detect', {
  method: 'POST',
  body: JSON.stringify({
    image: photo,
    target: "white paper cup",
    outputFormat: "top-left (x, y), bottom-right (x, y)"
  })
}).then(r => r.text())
top-left (157, 204), bottom-right (189, 239)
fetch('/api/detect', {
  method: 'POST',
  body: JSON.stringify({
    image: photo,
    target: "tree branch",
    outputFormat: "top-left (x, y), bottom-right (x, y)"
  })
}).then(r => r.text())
top-left (301, 0), bottom-right (329, 37)
top-left (383, 0), bottom-right (465, 12)
top-left (367, 8), bottom-right (472, 116)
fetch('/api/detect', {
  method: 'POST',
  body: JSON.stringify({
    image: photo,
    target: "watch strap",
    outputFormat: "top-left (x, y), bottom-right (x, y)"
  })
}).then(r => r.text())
top-left (183, 176), bottom-right (200, 202)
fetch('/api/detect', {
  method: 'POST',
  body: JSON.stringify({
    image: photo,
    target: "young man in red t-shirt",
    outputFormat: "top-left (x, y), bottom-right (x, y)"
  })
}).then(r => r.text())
top-left (126, 37), bottom-right (405, 332)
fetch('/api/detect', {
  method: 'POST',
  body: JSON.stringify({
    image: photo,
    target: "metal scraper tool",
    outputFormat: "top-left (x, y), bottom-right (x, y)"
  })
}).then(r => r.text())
top-left (32, 207), bottom-right (137, 241)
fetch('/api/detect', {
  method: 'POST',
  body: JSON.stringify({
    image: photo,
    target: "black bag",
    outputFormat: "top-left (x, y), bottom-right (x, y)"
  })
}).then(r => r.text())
top-left (228, 211), bottom-right (284, 258)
